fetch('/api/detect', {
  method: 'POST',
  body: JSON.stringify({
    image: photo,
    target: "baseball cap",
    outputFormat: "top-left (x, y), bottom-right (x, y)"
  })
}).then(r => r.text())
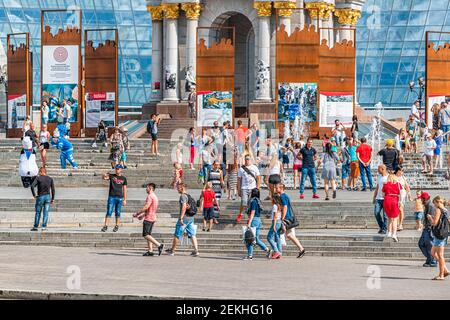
top-left (420, 192), bottom-right (430, 201)
top-left (115, 164), bottom-right (124, 169)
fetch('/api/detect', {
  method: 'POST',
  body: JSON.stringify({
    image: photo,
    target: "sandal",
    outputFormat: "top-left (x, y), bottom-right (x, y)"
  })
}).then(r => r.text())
top-left (432, 276), bottom-right (445, 280)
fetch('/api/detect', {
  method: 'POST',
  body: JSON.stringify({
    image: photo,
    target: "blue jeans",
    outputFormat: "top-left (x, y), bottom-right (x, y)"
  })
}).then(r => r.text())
top-left (418, 229), bottom-right (437, 265)
top-left (60, 149), bottom-right (78, 169)
top-left (441, 124), bottom-right (450, 143)
top-left (334, 135), bottom-right (343, 147)
top-left (106, 196), bottom-right (123, 218)
top-left (359, 163), bottom-right (373, 189)
top-left (267, 220), bottom-right (282, 254)
top-left (246, 217), bottom-right (268, 256)
top-left (202, 164), bottom-right (212, 182)
top-left (374, 199), bottom-right (387, 232)
top-left (300, 167), bottom-right (317, 194)
top-left (34, 194), bottom-right (51, 228)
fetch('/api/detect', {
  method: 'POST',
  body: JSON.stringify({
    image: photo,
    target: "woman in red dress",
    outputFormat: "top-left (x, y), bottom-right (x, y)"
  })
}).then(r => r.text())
top-left (382, 174), bottom-right (403, 242)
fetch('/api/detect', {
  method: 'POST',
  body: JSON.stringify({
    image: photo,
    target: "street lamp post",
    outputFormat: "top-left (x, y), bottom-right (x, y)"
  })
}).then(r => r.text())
top-left (408, 77), bottom-right (426, 108)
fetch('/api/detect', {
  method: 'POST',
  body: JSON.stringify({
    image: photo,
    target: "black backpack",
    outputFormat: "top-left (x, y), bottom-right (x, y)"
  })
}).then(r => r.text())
top-left (432, 211), bottom-right (449, 240)
top-left (185, 194), bottom-right (198, 217)
top-left (244, 227), bottom-right (256, 246)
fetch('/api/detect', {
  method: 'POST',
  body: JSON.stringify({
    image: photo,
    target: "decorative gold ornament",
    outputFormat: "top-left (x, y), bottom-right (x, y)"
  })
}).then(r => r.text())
top-left (273, 1), bottom-right (296, 17)
top-left (181, 3), bottom-right (202, 20)
top-left (254, 1), bottom-right (272, 17)
top-left (334, 8), bottom-right (362, 26)
top-left (162, 3), bottom-right (180, 19)
top-left (305, 2), bottom-right (335, 20)
top-left (147, 5), bottom-right (164, 21)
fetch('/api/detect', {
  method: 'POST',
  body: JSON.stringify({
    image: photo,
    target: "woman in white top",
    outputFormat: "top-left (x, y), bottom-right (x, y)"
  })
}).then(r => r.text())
top-left (395, 166), bottom-right (411, 231)
top-left (38, 124), bottom-right (51, 167)
top-left (268, 154), bottom-right (284, 200)
top-left (23, 116), bottom-right (32, 137)
top-left (332, 120), bottom-right (346, 147)
top-left (266, 195), bottom-right (283, 259)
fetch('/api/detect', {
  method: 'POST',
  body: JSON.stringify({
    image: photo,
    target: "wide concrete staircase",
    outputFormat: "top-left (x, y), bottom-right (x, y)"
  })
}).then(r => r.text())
top-left (0, 137), bottom-right (449, 259)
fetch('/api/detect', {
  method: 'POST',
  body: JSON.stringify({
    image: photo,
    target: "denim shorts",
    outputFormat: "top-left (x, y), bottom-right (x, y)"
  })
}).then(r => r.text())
top-left (203, 207), bottom-right (214, 221)
top-left (431, 236), bottom-right (448, 247)
top-left (414, 211), bottom-right (424, 221)
top-left (174, 218), bottom-right (196, 238)
top-left (341, 164), bottom-right (350, 179)
top-left (106, 196), bottom-right (123, 217)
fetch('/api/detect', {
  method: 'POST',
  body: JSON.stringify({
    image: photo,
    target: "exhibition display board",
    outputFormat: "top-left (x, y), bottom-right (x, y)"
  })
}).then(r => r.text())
top-left (41, 10), bottom-right (82, 137)
top-left (84, 29), bottom-right (118, 137)
top-left (196, 27), bottom-right (235, 127)
top-left (425, 31), bottom-right (450, 129)
top-left (6, 33), bottom-right (32, 138)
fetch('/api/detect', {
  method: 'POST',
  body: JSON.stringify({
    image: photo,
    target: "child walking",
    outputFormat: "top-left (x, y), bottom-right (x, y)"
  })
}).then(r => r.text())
top-left (414, 190), bottom-right (424, 231)
top-left (201, 182), bottom-right (219, 232)
top-left (171, 162), bottom-right (183, 189)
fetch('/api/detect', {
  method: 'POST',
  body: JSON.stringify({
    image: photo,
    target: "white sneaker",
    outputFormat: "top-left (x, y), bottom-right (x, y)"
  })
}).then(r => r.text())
top-left (386, 232), bottom-right (392, 238)
top-left (392, 235), bottom-right (399, 242)
top-left (92, 142), bottom-right (97, 148)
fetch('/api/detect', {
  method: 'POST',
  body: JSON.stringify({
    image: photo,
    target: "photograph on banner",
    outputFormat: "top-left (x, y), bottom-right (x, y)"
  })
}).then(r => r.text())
top-left (319, 92), bottom-right (354, 127)
top-left (197, 91), bottom-right (233, 127)
top-left (85, 92), bottom-right (116, 128)
top-left (277, 83), bottom-right (317, 122)
top-left (7, 94), bottom-right (26, 129)
top-left (42, 84), bottom-right (79, 123)
top-left (428, 95), bottom-right (450, 129)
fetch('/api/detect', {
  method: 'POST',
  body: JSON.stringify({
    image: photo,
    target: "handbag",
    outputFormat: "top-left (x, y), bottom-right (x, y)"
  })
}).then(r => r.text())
top-left (283, 214), bottom-right (299, 230)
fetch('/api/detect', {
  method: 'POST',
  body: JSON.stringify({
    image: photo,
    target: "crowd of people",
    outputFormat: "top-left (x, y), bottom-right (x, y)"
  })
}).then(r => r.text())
top-left (16, 111), bottom-right (450, 279)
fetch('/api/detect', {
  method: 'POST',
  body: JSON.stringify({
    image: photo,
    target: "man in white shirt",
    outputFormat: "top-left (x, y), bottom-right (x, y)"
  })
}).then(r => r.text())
top-left (236, 155), bottom-right (261, 223)
top-left (410, 100), bottom-right (421, 123)
top-left (422, 133), bottom-right (437, 174)
top-left (372, 164), bottom-right (388, 234)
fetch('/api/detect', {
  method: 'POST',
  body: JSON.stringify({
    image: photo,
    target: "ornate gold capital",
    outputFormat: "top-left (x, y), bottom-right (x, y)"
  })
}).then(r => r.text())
top-left (305, 2), bottom-right (335, 20)
top-left (181, 3), bottom-right (202, 20)
top-left (254, 2), bottom-right (272, 17)
top-left (334, 8), bottom-right (362, 26)
top-left (147, 5), bottom-right (164, 21)
top-left (162, 3), bottom-right (180, 19)
top-left (273, 1), bottom-right (296, 17)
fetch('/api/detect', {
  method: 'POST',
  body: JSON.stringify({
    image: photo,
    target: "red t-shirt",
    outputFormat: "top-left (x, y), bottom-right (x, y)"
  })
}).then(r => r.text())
top-left (356, 143), bottom-right (372, 163)
top-left (235, 127), bottom-right (248, 143)
top-left (202, 189), bottom-right (215, 208)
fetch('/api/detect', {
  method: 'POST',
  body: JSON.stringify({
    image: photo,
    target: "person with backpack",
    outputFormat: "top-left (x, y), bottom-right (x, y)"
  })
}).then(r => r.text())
top-left (243, 188), bottom-right (271, 260)
top-left (418, 192), bottom-right (437, 267)
top-left (147, 114), bottom-right (160, 156)
top-left (275, 183), bottom-right (306, 258)
top-left (236, 155), bottom-right (261, 223)
top-left (165, 183), bottom-right (199, 256)
top-left (428, 195), bottom-right (450, 280)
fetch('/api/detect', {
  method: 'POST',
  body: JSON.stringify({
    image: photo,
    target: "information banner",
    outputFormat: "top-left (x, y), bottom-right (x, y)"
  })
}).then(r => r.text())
top-left (85, 92), bottom-right (116, 128)
top-left (277, 83), bottom-right (317, 122)
top-left (319, 92), bottom-right (354, 127)
top-left (42, 45), bottom-right (79, 123)
top-left (7, 94), bottom-right (27, 129)
top-left (197, 91), bottom-right (233, 127)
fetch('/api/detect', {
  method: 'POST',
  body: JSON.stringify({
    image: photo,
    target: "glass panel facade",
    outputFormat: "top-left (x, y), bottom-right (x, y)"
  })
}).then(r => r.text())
top-left (0, 0), bottom-right (152, 109)
top-left (357, 0), bottom-right (450, 108)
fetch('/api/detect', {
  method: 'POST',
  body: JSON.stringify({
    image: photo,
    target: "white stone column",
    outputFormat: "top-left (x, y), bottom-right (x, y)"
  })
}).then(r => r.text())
top-left (147, 6), bottom-right (163, 101)
top-left (181, 2), bottom-right (202, 98)
top-left (274, 1), bottom-right (296, 35)
top-left (163, 4), bottom-right (180, 102)
top-left (254, 1), bottom-right (272, 101)
top-left (305, 1), bottom-right (335, 45)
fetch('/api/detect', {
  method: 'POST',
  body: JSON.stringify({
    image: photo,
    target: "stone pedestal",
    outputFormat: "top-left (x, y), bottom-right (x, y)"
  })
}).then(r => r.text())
top-left (155, 101), bottom-right (190, 118)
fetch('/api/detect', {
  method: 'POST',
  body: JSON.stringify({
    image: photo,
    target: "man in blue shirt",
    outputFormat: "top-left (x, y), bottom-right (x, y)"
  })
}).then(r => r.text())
top-left (298, 138), bottom-right (319, 199)
top-left (275, 183), bottom-right (305, 258)
top-left (50, 132), bottom-right (78, 169)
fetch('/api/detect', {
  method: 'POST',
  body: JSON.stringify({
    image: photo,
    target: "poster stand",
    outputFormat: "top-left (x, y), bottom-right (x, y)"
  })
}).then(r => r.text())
top-left (6, 33), bottom-right (32, 138)
top-left (84, 29), bottom-right (119, 138)
top-left (41, 9), bottom-right (82, 137)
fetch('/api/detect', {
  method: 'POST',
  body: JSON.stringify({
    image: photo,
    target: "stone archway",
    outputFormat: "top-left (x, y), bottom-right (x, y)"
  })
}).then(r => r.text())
top-left (210, 12), bottom-right (255, 117)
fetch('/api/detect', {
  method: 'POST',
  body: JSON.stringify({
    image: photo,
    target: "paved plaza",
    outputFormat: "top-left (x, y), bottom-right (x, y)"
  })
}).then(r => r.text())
top-left (0, 245), bottom-right (448, 300)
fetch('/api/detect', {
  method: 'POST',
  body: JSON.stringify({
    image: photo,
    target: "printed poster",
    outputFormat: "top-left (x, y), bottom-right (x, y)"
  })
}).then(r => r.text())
top-left (42, 45), bottom-right (79, 123)
top-left (319, 92), bottom-right (354, 127)
top-left (7, 94), bottom-right (26, 129)
top-left (277, 83), bottom-right (317, 122)
top-left (197, 91), bottom-right (233, 127)
top-left (85, 92), bottom-right (116, 128)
